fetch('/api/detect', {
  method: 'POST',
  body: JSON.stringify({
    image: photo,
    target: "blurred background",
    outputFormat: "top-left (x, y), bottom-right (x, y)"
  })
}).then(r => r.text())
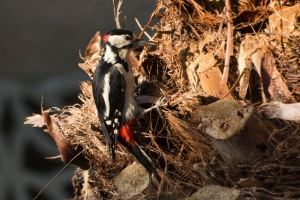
top-left (0, 0), bottom-right (156, 199)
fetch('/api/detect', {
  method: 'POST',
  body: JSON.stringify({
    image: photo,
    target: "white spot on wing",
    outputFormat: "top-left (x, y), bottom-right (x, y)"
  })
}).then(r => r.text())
top-left (113, 122), bottom-right (119, 128)
top-left (102, 73), bottom-right (111, 118)
top-left (114, 129), bottom-right (118, 135)
top-left (105, 120), bottom-right (112, 125)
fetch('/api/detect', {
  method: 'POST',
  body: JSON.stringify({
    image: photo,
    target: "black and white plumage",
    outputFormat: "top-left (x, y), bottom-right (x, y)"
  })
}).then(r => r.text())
top-left (92, 29), bottom-right (161, 184)
top-left (93, 60), bottom-right (125, 160)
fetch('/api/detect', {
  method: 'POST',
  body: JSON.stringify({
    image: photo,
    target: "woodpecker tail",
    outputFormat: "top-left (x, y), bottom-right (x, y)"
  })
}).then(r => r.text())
top-left (98, 118), bottom-right (116, 162)
top-left (119, 123), bottom-right (161, 184)
top-left (126, 143), bottom-right (161, 184)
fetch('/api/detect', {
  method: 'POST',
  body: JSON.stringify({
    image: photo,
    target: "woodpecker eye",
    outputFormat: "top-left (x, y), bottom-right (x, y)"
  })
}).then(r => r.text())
top-left (124, 35), bottom-right (131, 40)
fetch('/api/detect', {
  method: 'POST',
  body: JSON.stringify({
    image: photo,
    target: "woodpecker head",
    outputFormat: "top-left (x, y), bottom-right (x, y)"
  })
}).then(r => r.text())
top-left (101, 29), bottom-right (156, 63)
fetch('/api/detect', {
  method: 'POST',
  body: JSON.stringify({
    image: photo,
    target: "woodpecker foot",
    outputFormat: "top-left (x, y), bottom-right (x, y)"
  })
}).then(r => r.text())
top-left (143, 97), bottom-right (166, 119)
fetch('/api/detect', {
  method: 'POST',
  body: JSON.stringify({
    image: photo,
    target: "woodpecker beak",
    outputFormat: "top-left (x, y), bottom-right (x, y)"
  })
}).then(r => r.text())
top-left (131, 39), bottom-right (157, 49)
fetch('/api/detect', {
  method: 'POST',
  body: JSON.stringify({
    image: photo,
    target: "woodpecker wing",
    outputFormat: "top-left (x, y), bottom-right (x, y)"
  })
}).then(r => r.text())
top-left (93, 61), bottom-right (126, 161)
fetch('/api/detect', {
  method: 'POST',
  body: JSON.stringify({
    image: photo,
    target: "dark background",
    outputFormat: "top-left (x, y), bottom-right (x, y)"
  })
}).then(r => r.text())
top-left (0, 0), bottom-right (156, 199)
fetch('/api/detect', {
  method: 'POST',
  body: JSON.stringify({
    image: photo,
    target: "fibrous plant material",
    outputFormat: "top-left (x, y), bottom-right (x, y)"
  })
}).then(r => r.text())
top-left (25, 0), bottom-right (300, 199)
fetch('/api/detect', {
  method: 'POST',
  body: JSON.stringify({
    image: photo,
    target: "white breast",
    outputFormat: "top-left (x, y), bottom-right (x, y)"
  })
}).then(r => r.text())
top-left (114, 62), bottom-right (141, 122)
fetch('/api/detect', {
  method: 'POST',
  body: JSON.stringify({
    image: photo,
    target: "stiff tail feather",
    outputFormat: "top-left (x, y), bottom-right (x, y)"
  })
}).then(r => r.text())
top-left (119, 123), bottom-right (161, 184)
top-left (99, 118), bottom-right (116, 162)
top-left (128, 144), bottom-right (161, 183)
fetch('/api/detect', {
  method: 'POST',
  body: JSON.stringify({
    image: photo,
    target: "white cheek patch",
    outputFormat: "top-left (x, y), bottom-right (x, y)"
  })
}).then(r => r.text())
top-left (108, 35), bottom-right (131, 48)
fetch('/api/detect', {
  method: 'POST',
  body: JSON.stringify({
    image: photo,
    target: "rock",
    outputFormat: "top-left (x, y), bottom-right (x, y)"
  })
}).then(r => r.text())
top-left (186, 185), bottom-right (242, 200)
top-left (114, 162), bottom-right (150, 199)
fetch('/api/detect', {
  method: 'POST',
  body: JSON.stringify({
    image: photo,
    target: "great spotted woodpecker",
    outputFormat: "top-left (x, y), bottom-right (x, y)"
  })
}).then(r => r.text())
top-left (92, 29), bottom-right (161, 184)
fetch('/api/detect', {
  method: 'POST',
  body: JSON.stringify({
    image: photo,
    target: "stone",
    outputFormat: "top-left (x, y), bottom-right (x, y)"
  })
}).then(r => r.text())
top-left (114, 162), bottom-right (149, 199)
top-left (186, 185), bottom-right (242, 200)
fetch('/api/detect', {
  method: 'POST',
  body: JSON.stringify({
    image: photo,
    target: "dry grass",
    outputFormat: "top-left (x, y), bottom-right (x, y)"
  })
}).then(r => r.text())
top-left (25, 0), bottom-right (300, 199)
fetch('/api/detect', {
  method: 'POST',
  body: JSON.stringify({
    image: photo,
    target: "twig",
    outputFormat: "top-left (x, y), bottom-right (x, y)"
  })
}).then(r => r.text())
top-left (112, 0), bottom-right (147, 77)
top-left (135, 18), bottom-right (152, 40)
top-left (220, 70), bottom-right (245, 100)
top-left (133, 6), bottom-right (162, 77)
top-left (138, 5), bottom-right (162, 39)
top-left (261, 32), bottom-right (300, 37)
top-left (219, 0), bottom-right (234, 94)
top-left (112, 0), bottom-right (123, 29)
top-left (217, 16), bottom-right (225, 37)
top-left (187, 23), bottom-right (201, 39)
top-left (45, 155), bottom-right (61, 159)
top-left (33, 150), bottom-right (84, 200)
top-left (269, 1), bottom-right (291, 23)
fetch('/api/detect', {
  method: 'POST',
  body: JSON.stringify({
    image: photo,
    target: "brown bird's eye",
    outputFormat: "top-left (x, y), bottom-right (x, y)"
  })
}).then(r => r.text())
top-left (124, 35), bottom-right (131, 40)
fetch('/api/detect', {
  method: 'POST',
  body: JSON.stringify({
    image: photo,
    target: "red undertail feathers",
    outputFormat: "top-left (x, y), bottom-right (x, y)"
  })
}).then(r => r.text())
top-left (119, 123), bottom-right (136, 146)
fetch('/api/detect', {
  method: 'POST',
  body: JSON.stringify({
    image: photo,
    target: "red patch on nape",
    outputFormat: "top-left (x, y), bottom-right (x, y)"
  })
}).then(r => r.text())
top-left (120, 123), bottom-right (136, 146)
top-left (102, 34), bottom-right (109, 42)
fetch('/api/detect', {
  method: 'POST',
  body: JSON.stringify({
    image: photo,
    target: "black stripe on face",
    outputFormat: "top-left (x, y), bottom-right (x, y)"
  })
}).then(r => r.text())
top-left (108, 45), bottom-right (129, 72)
top-left (106, 29), bottom-right (133, 38)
